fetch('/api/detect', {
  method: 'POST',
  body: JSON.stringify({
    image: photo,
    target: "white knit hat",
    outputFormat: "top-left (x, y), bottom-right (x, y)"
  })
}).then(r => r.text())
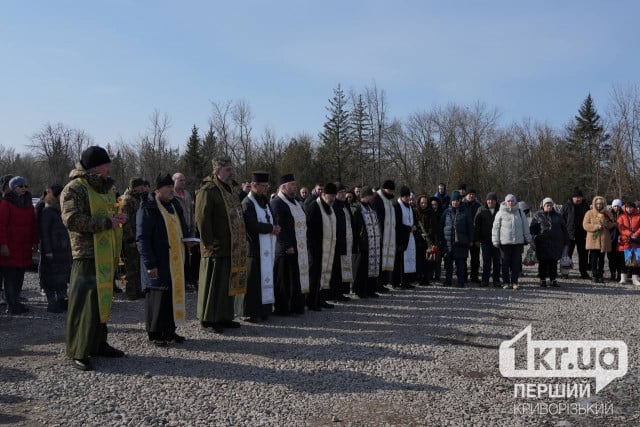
top-left (542, 197), bottom-right (554, 206)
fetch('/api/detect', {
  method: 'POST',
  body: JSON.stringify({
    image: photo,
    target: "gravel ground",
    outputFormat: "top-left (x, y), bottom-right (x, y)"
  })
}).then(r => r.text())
top-left (1, 266), bottom-right (639, 426)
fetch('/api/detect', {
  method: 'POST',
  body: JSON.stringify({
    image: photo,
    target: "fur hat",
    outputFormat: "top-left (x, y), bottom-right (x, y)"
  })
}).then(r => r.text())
top-left (8, 176), bottom-right (26, 190)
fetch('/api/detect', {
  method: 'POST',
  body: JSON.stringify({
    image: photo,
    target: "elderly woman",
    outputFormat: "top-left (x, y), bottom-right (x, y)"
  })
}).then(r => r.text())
top-left (530, 198), bottom-right (569, 287)
top-left (492, 194), bottom-right (532, 290)
top-left (583, 196), bottom-right (616, 283)
top-left (0, 176), bottom-right (38, 314)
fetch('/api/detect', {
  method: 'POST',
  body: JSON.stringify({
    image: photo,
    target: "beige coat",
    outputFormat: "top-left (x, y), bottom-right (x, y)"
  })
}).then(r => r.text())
top-left (583, 196), bottom-right (616, 252)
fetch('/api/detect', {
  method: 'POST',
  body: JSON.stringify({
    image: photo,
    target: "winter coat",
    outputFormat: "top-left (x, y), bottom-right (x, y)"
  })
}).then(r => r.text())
top-left (39, 194), bottom-right (72, 287)
top-left (195, 175), bottom-right (242, 258)
top-left (61, 164), bottom-right (117, 259)
top-left (136, 194), bottom-right (188, 291)
top-left (560, 198), bottom-right (590, 241)
top-left (433, 191), bottom-right (450, 209)
top-left (474, 204), bottom-right (498, 243)
top-left (416, 197), bottom-right (441, 246)
top-left (616, 212), bottom-right (640, 251)
top-left (440, 205), bottom-right (473, 259)
top-left (583, 196), bottom-right (616, 252)
top-left (492, 203), bottom-right (532, 246)
top-left (0, 191), bottom-right (38, 268)
top-left (530, 209), bottom-right (568, 260)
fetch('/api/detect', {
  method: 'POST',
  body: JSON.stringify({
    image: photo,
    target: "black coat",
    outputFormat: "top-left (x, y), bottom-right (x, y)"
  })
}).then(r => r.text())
top-left (474, 204), bottom-right (498, 243)
top-left (39, 204), bottom-right (72, 287)
top-left (560, 199), bottom-right (589, 241)
top-left (530, 209), bottom-right (568, 260)
top-left (440, 205), bottom-right (473, 258)
top-left (270, 194), bottom-right (304, 256)
top-left (306, 197), bottom-right (334, 278)
top-left (136, 195), bottom-right (188, 291)
top-left (242, 192), bottom-right (275, 258)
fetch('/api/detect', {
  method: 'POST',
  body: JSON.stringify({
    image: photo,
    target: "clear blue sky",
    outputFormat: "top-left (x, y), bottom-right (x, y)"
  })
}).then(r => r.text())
top-left (1, 0), bottom-right (638, 153)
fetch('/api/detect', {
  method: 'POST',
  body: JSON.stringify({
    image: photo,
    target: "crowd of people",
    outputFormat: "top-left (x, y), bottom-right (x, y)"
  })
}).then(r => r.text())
top-left (1, 145), bottom-right (639, 372)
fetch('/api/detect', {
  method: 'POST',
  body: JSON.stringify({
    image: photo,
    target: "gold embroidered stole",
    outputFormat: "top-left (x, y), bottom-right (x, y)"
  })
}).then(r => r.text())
top-left (378, 190), bottom-right (396, 271)
top-left (278, 192), bottom-right (310, 293)
top-left (317, 198), bottom-right (336, 290)
top-left (212, 178), bottom-right (247, 296)
top-left (78, 178), bottom-right (122, 323)
top-left (248, 192), bottom-right (276, 304)
top-left (156, 199), bottom-right (186, 323)
top-left (341, 205), bottom-right (353, 283)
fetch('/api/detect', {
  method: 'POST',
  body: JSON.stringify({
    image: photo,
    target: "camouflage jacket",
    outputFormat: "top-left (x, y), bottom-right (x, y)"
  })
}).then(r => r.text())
top-left (61, 164), bottom-right (116, 259)
top-left (119, 188), bottom-right (144, 245)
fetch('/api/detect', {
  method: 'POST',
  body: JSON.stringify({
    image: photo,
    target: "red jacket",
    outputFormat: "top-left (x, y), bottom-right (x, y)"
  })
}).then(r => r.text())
top-left (617, 212), bottom-right (640, 251)
top-left (0, 193), bottom-right (38, 268)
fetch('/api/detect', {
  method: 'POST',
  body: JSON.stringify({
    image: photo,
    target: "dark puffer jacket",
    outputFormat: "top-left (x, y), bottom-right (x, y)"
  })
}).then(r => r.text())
top-left (0, 191), bottom-right (38, 268)
top-left (530, 209), bottom-right (569, 260)
top-left (440, 205), bottom-right (473, 259)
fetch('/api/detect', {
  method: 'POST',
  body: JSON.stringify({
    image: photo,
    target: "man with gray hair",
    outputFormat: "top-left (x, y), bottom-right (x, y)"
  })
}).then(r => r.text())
top-left (195, 157), bottom-right (248, 333)
top-left (173, 172), bottom-right (197, 291)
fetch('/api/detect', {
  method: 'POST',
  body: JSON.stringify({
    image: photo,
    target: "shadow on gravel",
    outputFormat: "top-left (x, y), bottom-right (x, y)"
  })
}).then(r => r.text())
top-left (0, 413), bottom-right (27, 424)
top-left (98, 355), bottom-right (447, 395)
top-left (184, 337), bottom-right (434, 362)
top-left (0, 367), bottom-right (37, 383)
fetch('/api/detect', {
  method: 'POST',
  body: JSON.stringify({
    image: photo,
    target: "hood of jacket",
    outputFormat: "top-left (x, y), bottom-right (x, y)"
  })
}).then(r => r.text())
top-left (591, 196), bottom-right (607, 212)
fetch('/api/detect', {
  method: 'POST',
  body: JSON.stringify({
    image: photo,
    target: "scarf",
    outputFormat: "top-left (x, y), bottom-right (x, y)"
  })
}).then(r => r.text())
top-left (361, 204), bottom-right (381, 278)
top-left (248, 192), bottom-right (276, 304)
top-left (377, 190), bottom-right (396, 271)
top-left (156, 199), bottom-right (186, 324)
top-left (317, 197), bottom-right (336, 289)
top-left (341, 205), bottom-right (353, 283)
top-left (398, 199), bottom-right (416, 274)
top-left (78, 178), bottom-right (122, 323)
top-left (278, 192), bottom-right (310, 293)
top-left (211, 177), bottom-right (247, 296)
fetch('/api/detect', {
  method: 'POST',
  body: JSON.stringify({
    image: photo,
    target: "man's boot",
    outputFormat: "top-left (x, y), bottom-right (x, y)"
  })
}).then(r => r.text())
top-left (619, 273), bottom-right (627, 284)
top-left (632, 275), bottom-right (640, 286)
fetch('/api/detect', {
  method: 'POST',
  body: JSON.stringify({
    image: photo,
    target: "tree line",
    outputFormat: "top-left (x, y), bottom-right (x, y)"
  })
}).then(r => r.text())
top-left (4, 83), bottom-right (640, 205)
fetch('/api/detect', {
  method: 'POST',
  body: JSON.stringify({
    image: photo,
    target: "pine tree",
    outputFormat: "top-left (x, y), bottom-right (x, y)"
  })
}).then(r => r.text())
top-left (318, 84), bottom-right (353, 182)
top-left (566, 94), bottom-right (610, 195)
top-left (350, 94), bottom-right (374, 186)
top-left (182, 125), bottom-right (202, 185)
top-left (200, 124), bottom-right (218, 181)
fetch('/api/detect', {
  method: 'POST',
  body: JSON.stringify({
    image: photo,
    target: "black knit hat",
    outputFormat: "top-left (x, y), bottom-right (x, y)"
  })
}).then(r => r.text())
top-left (80, 146), bottom-right (111, 170)
top-left (382, 180), bottom-right (395, 190)
top-left (486, 192), bottom-right (498, 201)
top-left (155, 173), bottom-right (174, 189)
top-left (400, 186), bottom-right (411, 197)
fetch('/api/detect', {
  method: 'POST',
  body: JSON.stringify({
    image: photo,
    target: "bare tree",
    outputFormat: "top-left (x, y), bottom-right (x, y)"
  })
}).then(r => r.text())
top-left (232, 99), bottom-right (254, 180)
top-left (28, 122), bottom-right (94, 186)
top-left (210, 100), bottom-right (235, 159)
top-left (137, 110), bottom-right (179, 181)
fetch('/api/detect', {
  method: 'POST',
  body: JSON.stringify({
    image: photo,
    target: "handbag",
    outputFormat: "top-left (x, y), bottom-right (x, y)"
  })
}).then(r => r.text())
top-left (522, 246), bottom-right (537, 266)
top-left (559, 247), bottom-right (573, 268)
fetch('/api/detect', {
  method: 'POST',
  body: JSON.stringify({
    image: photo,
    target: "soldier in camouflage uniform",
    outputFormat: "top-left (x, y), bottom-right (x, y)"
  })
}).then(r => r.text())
top-left (61, 146), bottom-right (128, 371)
top-left (119, 177), bottom-right (146, 300)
